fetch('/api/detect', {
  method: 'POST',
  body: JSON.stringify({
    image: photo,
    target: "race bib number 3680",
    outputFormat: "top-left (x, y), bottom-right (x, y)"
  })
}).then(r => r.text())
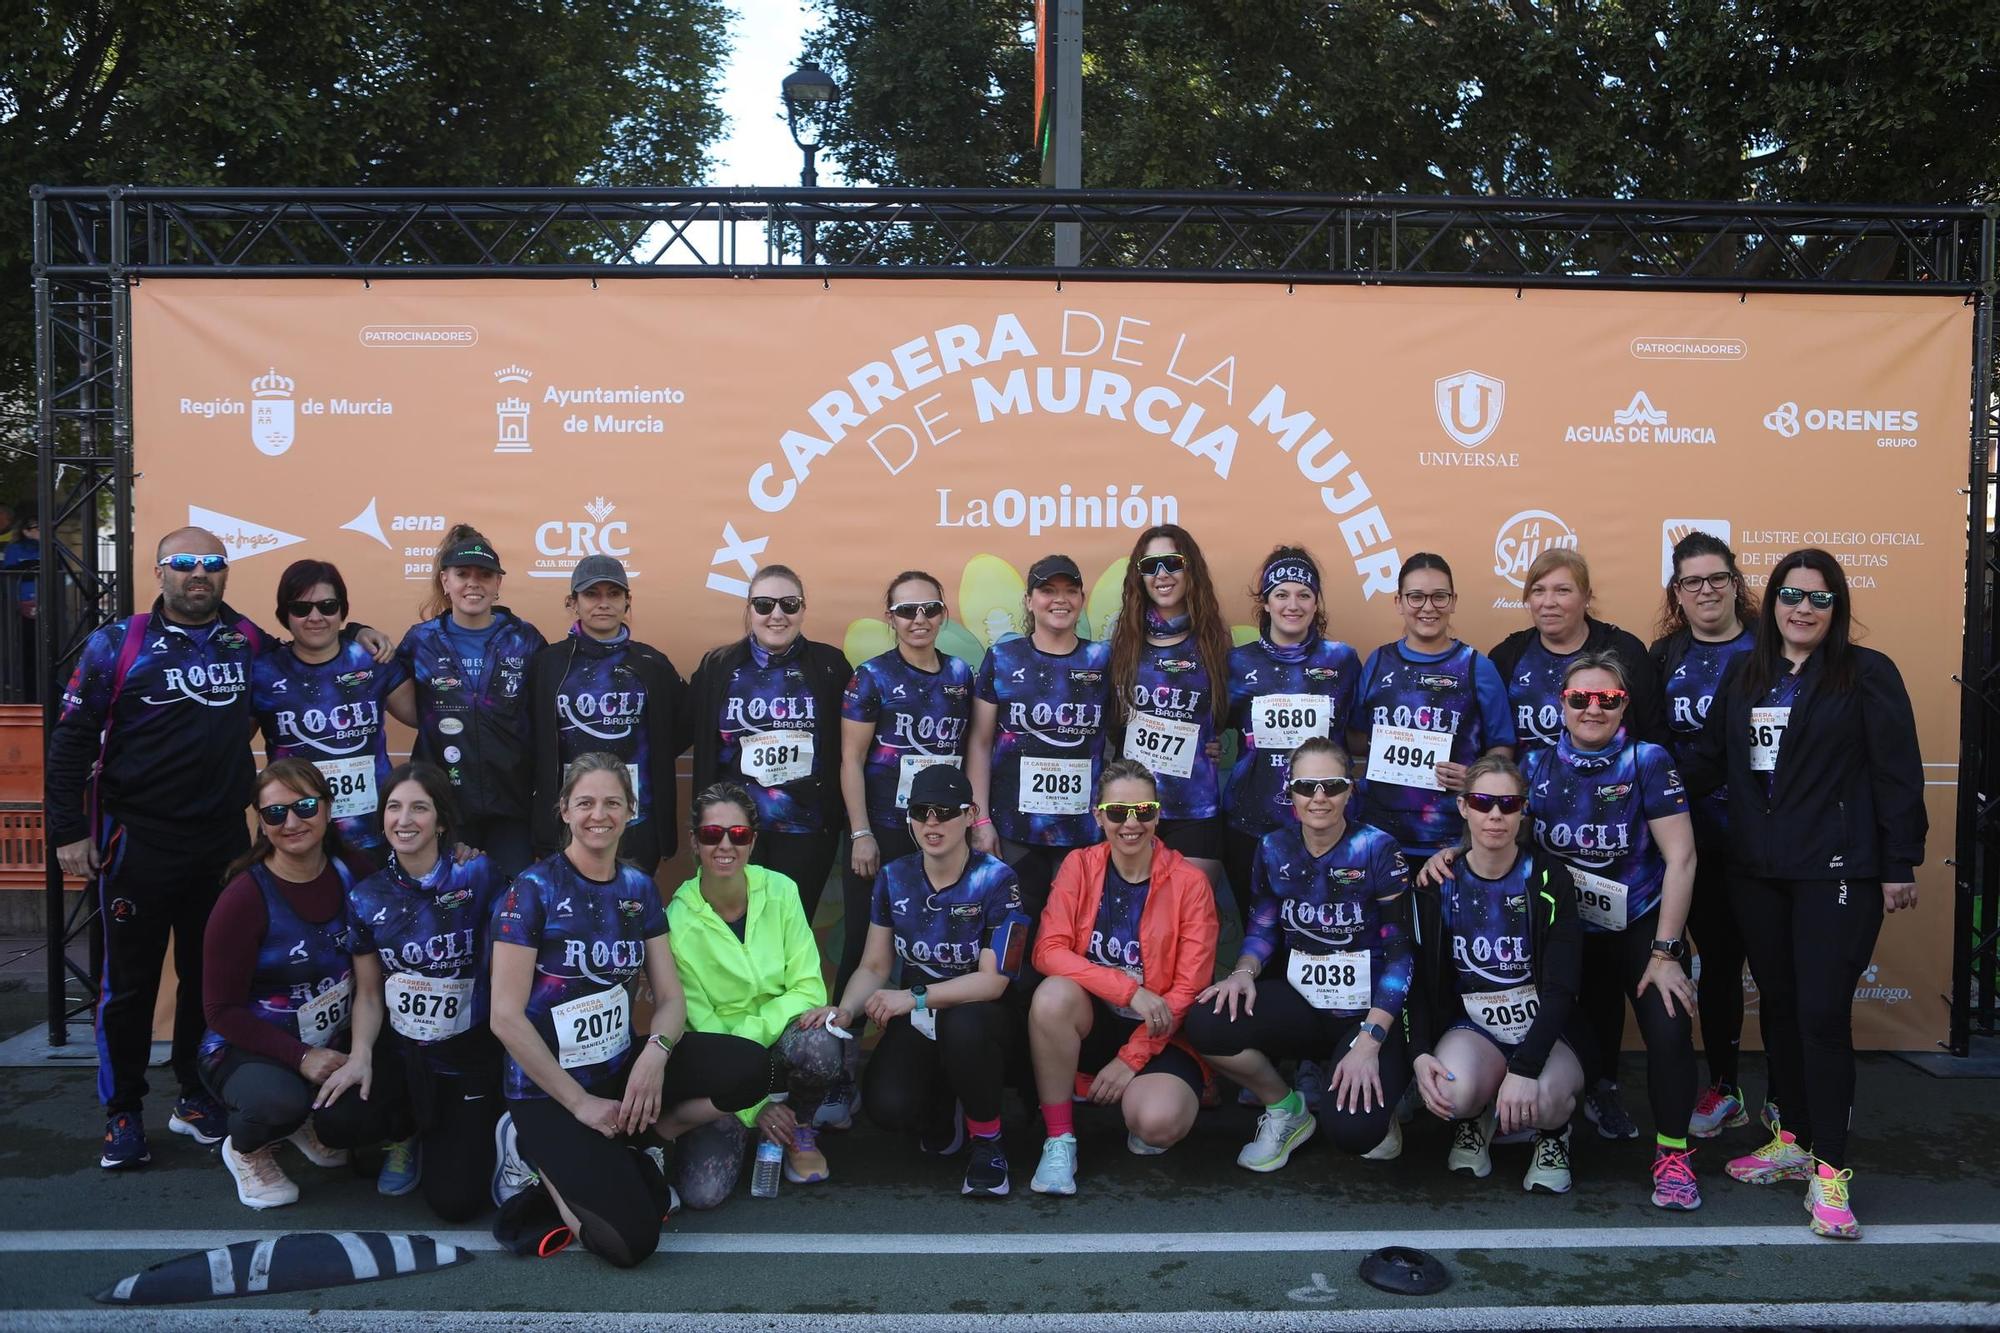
top-left (1252, 694), bottom-right (1330, 751)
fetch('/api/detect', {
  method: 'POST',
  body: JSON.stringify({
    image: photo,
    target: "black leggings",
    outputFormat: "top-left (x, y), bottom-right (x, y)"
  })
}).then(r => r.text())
top-left (1574, 904), bottom-right (1697, 1140)
top-left (864, 1001), bottom-right (1023, 1131)
top-left (203, 1045), bottom-right (409, 1154)
top-left (1733, 875), bottom-right (1882, 1169)
top-left (1223, 827), bottom-right (1264, 932)
top-left (1686, 849), bottom-right (1749, 1089)
top-left (1182, 977), bottom-right (1410, 1155)
top-left (380, 1031), bottom-right (502, 1222)
top-left (752, 829), bottom-right (842, 924)
top-left (506, 1032), bottom-right (768, 1267)
top-left (460, 817), bottom-right (533, 881)
top-left (835, 825), bottom-right (919, 999)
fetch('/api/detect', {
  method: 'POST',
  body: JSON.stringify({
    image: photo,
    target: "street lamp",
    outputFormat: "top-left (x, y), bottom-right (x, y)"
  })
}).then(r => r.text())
top-left (782, 61), bottom-right (838, 263)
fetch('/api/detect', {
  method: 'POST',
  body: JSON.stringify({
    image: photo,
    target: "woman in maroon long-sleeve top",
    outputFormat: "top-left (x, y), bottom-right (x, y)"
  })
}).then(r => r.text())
top-left (198, 758), bottom-right (407, 1209)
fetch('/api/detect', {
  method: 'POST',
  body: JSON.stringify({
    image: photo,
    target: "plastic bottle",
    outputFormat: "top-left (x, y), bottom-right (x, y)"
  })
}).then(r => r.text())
top-left (750, 1140), bottom-right (782, 1199)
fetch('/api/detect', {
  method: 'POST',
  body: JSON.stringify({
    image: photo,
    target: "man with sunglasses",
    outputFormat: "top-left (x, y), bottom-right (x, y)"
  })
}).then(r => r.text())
top-left (49, 527), bottom-right (391, 1169)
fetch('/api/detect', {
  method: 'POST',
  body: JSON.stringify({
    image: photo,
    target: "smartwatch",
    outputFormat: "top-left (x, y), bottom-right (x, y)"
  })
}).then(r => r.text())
top-left (911, 984), bottom-right (929, 1012)
top-left (1350, 1020), bottom-right (1387, 1048)
top-left (1650, 938), bottom-right (1688, 960)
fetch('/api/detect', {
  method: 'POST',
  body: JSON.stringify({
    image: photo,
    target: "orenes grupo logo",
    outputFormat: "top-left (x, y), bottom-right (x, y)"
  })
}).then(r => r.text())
top-left (1434, 370), bottom-right (1506, 448)
top-left (1492, 510), bottom-right (1578, 590)
top-left (495, 365), bottom-right (533, 453)
top-left (1763, 401), bottom-right (1919, 441)
top-left (250, 367), bottom-right (296, 457)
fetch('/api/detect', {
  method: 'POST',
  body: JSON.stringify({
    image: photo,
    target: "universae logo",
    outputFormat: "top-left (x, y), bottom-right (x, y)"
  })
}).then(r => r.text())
top-left (1434, 370), bottom-right (1506, 448)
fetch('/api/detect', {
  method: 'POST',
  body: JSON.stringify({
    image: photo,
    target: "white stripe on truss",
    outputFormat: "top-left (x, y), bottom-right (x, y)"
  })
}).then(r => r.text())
top-left (9, 1222), bottom-right (2000, 1255)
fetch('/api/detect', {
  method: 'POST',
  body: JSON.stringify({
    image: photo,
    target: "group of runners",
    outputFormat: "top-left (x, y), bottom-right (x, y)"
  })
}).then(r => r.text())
top-left (45, 517), bottom-right (1925, 1266)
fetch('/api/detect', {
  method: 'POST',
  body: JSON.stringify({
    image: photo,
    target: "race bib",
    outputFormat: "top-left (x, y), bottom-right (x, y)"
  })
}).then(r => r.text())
top-left (1287, 949), bottom-right (1371, 1011)
top-left (551, 986), bottom-right (631, 1069)
top-left (385, 972), bottom-right (475, 1043)
top-left (1366, 723), bottom-right (1451, 792)
top-left (895, 754), bottom-right (962, 806)
top-left (297, 976), bottom-right (353, 1048)
top-left (1251, 693), bottom-right (1330, 751)
top-left (1125, 712), bottom-right (1200, 780)
top-left (910, 1005), bottom-right (938, 1041)
top-left (1570, 868), bottom-right (1631, 932)
top-left (739, 731), bottom-right (814, 787)
top-left (1749, 706), bottom-right (1790, 773)
top-left (314, 755), bottom-right (377, 821)
top-left (1018, 756), bottom-right (1091, 815)
top-left (1463, 982), bottom-right (1541, 1045)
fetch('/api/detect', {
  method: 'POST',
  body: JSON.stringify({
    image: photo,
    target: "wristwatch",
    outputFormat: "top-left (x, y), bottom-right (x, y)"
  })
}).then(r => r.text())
top-left (911, 984), bottom-right (929, 1012)
top-left (1650, 938), bottom-right (1688, 960)
top-left (1350, 1020), bottom-right (1387, 1048)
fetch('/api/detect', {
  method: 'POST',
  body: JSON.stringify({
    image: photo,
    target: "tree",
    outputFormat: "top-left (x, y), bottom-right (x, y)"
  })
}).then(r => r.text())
top-left (0, 0), bottom-right (732, 503)
top-left (802, 0), bottom-right (1999, 203)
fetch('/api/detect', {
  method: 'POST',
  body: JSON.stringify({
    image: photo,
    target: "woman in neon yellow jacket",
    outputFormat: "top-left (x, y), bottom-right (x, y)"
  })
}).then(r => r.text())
top-left (667, 781), bottom-right (840, 1206)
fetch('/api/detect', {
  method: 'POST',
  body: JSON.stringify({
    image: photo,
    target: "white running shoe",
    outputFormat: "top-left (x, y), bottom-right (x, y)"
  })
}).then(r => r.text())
top-left (1236, 1103), bottom-right (1317, 1173)
top-left (1447, 1109), bottom-right (1496, 1179)
top-left (285, 1119), bottom-right (349, 1168)
top-left (223, 1136), bottom-right (299, 1210)
top-left (491, 1111), bottom-right (537, 1207)
top-left (1361, 1117), bottom-right (1404, 1161)
top-left (1030, 1133), bottom-right (1078, 1195)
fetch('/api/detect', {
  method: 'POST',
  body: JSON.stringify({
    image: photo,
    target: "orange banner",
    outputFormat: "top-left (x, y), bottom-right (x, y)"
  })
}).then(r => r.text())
top-left (131, 278), bottom-right (1970, 1049)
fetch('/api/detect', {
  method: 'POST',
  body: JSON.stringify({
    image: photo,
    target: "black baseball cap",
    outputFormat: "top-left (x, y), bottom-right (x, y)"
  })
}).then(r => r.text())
top-left (439, 537), bottom-right (504, 573)
top-left (907, 764), bottom-right (973, 809)
top-left (1028, 554), bottom-right (1083, 588)
top-left (569, 554), bottom-right (629, 592)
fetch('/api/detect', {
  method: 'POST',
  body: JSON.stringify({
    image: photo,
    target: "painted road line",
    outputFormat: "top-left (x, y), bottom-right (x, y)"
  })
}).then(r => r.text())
top-left (6, 1222), bottom-right (2000, 1254)
top-left (7, 1302), bottom-right (2000, 1330)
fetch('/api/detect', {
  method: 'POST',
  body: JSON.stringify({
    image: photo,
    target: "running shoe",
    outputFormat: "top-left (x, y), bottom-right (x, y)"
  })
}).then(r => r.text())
top-left (642, 1146), bottom-right (682, 1219)
top-left (1583, 1081), bottom-right (1640, 1140)
top-left (1127, 1132), bottom-right (1168, 1157)
top-left (921, 1101), bottom-right (967, 1157)
top-left (377, 1136), bottom-right (422, 1196)
top-left (1361, 1117), bottom-right (1404, 1161)
top-left (222, 1135), bottom-right (299, 1209)
top-left (491, 1111), bottom-right (538, 1207)
top-left (1523, 1126), bottom-right (1573, 1194)
top-left (1029, 1133), bottom-right (1078, 1196)
top-left (1650, 1146), bottom-right (1702, 1211)
top-left (99, 1112), bottom-right (151, 1170)
top-left (1447, 1110), bottom-right (1496, 1179)
top-left (1806, 1162), bottom-right (1860, 1238)
top-left (1237, 1102), bottom-right (1316, 1173)
top-left (1690, 1084), bottom-right (1748, 1138)
top-left (963, 1137), bottom-right (1010, 1197)
top-left (168, 1092), bottom-right (227, 1146)
top-left (814, 1077), bottom-right (857, 1131)
top-left (1725, 1127), bottom-right (1813, 1185)
top-left (286, 1119), bottom-right (349, 1168)
top-left (784, 1124), bottom-right (830, 1184)
top-left (1761, 1099), bottom-right (1782, 1133)
top-left (1295, 1059), bottom-right (1327, 1113)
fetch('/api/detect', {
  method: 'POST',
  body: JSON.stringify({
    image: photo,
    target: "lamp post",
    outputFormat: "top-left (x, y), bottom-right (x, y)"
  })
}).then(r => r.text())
top-left (782, 61), bottom-right (838, 264)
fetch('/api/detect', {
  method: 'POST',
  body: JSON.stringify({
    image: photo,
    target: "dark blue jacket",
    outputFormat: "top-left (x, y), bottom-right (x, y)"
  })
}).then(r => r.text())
top-left (396, 610), bottom-right (547, 823)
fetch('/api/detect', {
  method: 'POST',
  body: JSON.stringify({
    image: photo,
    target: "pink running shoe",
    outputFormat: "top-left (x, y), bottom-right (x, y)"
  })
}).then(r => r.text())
top-left (1726, 1128), bottom-right (1813, 1184)
top-left (1806, 1162), bottom-right (1860, 1238)
top-left (1650, 1146), bottom-right (1702, 1211)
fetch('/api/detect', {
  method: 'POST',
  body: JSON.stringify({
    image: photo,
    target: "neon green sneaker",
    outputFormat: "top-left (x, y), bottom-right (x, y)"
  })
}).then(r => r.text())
top-left (1725, 1127), bottom-right (1812, 1184)
top-left (1806, 1162), bottom-right (1860, 1238)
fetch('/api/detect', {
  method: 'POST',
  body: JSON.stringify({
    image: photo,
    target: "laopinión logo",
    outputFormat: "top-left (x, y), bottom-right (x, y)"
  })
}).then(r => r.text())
top-left (495, 365), bottom-right (533, 453)
top-left (1422, 370), bottom-right (1517, 468)
top-left (531, 496), bottom-right (638, 580)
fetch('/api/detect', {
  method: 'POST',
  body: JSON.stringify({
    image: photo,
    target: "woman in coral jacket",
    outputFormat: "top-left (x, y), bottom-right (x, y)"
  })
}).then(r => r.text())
top-left (1025, 760), bottom-right (1217, 1197)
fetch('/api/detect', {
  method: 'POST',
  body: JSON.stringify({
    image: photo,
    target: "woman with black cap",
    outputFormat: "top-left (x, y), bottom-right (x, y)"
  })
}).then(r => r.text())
top-left (527, 555), bottom-right (688, 876)
top-left (966, 553), bottom-right (1114, 922)
top-left (388, 523), bottom-right (546, 878)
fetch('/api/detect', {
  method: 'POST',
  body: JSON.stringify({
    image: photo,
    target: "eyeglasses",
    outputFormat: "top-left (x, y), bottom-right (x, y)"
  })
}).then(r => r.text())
top-left (1462, 792), bottom-right (1527, 815)
top-left (749, 595), bottom-right (804, 616)
top-left (1096, 801), bottom-right (1162, 824)
top-left (257, 797), bottom-right (322, 826)
top-left (1562, 688), bottom-right (1628, 711)
top-left (889, 600), bottom-right (946, 621)
top-left (1673, 571), bottom-right (1737, 594)
top-left (158, 554), bottom-right (228, 574)
top-left (694, 824), bottom-right (757, 846)
top-left (1399, 589), bottom-right (1456, 609)
top-left (1287, 777), bottom-right (1353, 798)
top-left (285, 598), bottom-right (342, 619)
top-left (908, 802), bottom-right (968, 825)
top-left (1135, 553), bottom-right (1186, 577)
top-left (1775, 586), bottom-right (1837, 609)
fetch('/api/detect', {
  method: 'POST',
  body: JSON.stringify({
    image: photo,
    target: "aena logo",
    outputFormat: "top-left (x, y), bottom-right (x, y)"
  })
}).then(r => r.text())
top-left (1435, 370), bottom-right (1506, 448)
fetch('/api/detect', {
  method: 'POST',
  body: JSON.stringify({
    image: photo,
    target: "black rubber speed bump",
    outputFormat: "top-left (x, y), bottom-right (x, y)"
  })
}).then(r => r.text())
top-left (1358, 1245), bottom-right (1449, 1296)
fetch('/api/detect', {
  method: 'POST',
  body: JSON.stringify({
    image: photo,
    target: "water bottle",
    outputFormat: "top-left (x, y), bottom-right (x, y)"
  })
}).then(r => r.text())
top-left (750, 1140), bottom-right (783, 1199)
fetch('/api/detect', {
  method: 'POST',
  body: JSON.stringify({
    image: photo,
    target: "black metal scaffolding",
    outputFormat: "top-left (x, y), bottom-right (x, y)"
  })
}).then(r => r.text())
top-left (30, 185), bottom-right (2000, 1050)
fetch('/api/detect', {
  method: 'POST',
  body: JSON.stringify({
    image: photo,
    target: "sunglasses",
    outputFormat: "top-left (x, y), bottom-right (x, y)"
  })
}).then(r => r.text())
top-left (1462, 792), bottom-right (1527, 815)
top-left (1775, 586), bottom-right (1837, 609)
top-left (1287, 777), bottom-right (1353, 798)
top-left (749, 595), bottom-right (804, 616)
top-left (889, 600), bottom-right (946, 621)
top-left (1135, 553), bottom-right (1186, 577)
top-left (258, 797), bottom-right (322, 826)
top-left (285, 597), bottom-right (342, 619)
top-left (158, 554), bottom-right (228, 573)
top-left (908, 802), bottom-right (968, 825)
top-left (1673, 571), bottom-right (1737, 594)
top-left (1398, 589), bottom-right (1456, 609)
top-left (1562, 688), bottom-right (1628, 710)
top-left (694, 824), bottom-right (757, 846)
top-left (1096, 801), bottom-right (1162, 824)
